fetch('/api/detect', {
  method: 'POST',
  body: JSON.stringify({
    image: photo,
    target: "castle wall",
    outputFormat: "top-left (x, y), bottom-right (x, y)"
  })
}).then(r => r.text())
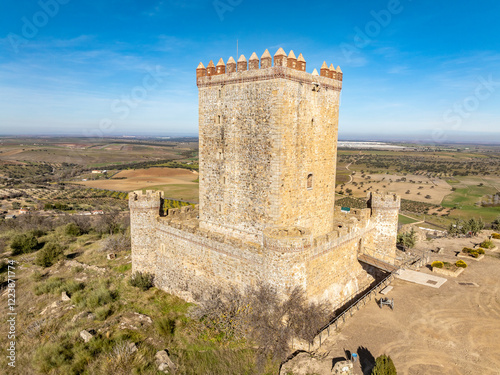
top-left (130, 191), bottom-right (381, 307)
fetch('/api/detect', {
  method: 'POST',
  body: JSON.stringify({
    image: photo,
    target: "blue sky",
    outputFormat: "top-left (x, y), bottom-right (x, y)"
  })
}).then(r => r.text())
top-left (0, 0), bottom-right (499, 142)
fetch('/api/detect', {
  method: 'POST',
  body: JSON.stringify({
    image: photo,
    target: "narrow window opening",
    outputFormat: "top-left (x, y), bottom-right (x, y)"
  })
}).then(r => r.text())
top-left (217, 115), bottom-right (221, 124)
top-left (311, 118), bottom-right (314, 126)
top-left (307, 173), bottom-right (313, 189)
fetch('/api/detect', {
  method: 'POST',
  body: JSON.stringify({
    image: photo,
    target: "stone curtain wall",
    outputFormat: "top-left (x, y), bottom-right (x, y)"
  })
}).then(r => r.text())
top-left (129, 191), bottom-right (388, 307)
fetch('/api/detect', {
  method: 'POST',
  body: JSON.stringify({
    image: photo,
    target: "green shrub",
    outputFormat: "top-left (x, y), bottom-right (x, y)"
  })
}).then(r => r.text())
top-left (32, 270), bottom-right (44, 282)
top-left (64, 223), bottom-right (82, 237)
top-left (129, 271), bottom-right (154, 291)
top-left (10, 233), bottom-right (39, 255)
top-left (492, 233), bottom-right (500, 240)
top-left (35, 242), bottom-right (64, 267)
top-left (29, 229), bottom-right (47, 238)
top-left (95, 305), bottom-right (114, 321)
top-left (431, 261), bottom-right (443, 268)
top-left (371, 354), bottom-right (397, 375)
top-left (455, 260), bottom-right (467, 268)
top-left (85, 287), bottom-right (116, 309)
top-left (462, 247), bottom-right (474, 254)
top-left (479, 240), bottom-right (494, 249)
top-left (477, 248), bottom-right (485, 254)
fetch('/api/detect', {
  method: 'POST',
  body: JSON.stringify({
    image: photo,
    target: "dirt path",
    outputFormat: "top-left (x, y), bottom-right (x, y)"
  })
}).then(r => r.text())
top-left (308, 235), bottom-right (500, 375)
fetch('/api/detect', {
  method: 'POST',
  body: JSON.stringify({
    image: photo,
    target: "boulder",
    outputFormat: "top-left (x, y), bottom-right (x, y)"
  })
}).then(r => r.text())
top-left (61, 291), bottom-right (71, 301)
top-left (80, 330), bottom-right (93, 343)
top-left (155, 350), bottom-right (177, 373)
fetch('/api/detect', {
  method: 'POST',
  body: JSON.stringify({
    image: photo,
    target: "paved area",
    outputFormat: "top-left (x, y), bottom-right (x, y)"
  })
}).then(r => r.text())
top-left (395, 269), bottom-right (447, 288)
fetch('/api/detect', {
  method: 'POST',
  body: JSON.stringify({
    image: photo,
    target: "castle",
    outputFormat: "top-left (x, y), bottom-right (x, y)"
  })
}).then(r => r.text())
top-left (129, 48), bottom-right (400, 306)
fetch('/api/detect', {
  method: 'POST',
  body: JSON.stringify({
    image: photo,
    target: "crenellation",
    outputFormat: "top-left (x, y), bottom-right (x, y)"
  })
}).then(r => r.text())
top-left (287, 50), bottom-right (297, 69)
top-left (320, 61), bottom-right (329, 77)
top-left (226, 56), bottom-right (236, 73)
top-left (248, 52), bottom-right (259, 70)
top-left (260, 49), bottom-right (272, 69)
top-left (237, 54), bottom-right (247, 71)
top-left (206, 60), bottom-right (216, 76)
top-left (273, 47), bottom-right (287, 67)
top-left (215, 58), bottom-right (225, 75)
top-left (197, 48), bottom-right (341, 86)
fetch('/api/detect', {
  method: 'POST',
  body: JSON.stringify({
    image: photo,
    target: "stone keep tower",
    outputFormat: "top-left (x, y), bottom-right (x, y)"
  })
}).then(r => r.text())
top-left (197, 48), bottom-right (343, 243)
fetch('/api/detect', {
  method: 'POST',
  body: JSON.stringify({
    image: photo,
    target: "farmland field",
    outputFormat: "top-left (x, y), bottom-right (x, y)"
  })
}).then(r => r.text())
top-left (74, 167), bottom-right (198, 191)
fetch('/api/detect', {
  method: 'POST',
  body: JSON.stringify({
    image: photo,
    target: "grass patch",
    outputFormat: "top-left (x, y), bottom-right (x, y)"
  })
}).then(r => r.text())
top-left (114, 263), bottom-right (132, 273)
top-left (34, 277), bottom-right (84, 296)
top-left (398, 214), bottom-right (419, 225)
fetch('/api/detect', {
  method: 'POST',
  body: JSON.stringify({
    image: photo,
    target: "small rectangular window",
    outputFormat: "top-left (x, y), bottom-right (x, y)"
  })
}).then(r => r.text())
top-left (307, 173), bottom-right (313, 189)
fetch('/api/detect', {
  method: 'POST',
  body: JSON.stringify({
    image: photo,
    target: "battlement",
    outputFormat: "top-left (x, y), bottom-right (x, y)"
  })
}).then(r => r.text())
top-left (129, 190), bottom-right (163, 210)
top-left (368, 192), bottom-right (401, 209)
top-left (196, 48), bottom-right (343, 90)
top-left (263, 226), bottom-right (313, 252)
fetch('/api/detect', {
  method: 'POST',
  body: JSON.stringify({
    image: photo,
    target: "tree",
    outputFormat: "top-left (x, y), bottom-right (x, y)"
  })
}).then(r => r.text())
top-left (34, 242), bottom-right (64, 267)
top-left (492, 216), bottom-right (500, 231)
top-left (10, 233), bottom-right (39, 255)
top-left (467, 217), bottom-right (484, 236)
top-left (371, 354), bottom-right (397, 375)
top-left (397, 228), bottom-right (416, 250)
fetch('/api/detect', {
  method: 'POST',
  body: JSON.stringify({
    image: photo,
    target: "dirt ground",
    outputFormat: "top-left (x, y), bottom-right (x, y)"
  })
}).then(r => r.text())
top-left (286, 234), bottom-right (500, 375)
top-left (345, 173), bottom-right (452, 205)
top-left (74, 167), bottom-right (198, 191)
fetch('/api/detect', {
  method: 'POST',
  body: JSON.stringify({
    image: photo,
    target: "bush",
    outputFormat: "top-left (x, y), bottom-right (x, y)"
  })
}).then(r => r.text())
top-left (95, 305), bottom-right (114, 320)
top-left (83, 287), bottom-right (116, 309)
top-left (431, 261), bottom-right (443, 268)
top-left (35, 242), bottom-right (64, 267)
top-left (492, 233), bottom-right (500, 240)
top-left (477, 248), bottom-right (485, 254)
top-left (462, 247), bottom-right (474, 254)
top-left (29, 229), bottom-right (46, 238)
top-left (371, 354), bottom-right (397, 375)
top-left (10, 233), bottom-right (39, 255)
top-left (479, 240), bottom-right (494, 249)
top-left (455, 260), bottom-right (467, 268)
top-left (129, 272), bottom-right (154, 291)
top-left (64, 223), bottom-right (81, 237)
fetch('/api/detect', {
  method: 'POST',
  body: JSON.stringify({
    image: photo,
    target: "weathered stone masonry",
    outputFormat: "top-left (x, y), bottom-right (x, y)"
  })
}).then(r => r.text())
top-left (130, 48), bottom-right (400, 306)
